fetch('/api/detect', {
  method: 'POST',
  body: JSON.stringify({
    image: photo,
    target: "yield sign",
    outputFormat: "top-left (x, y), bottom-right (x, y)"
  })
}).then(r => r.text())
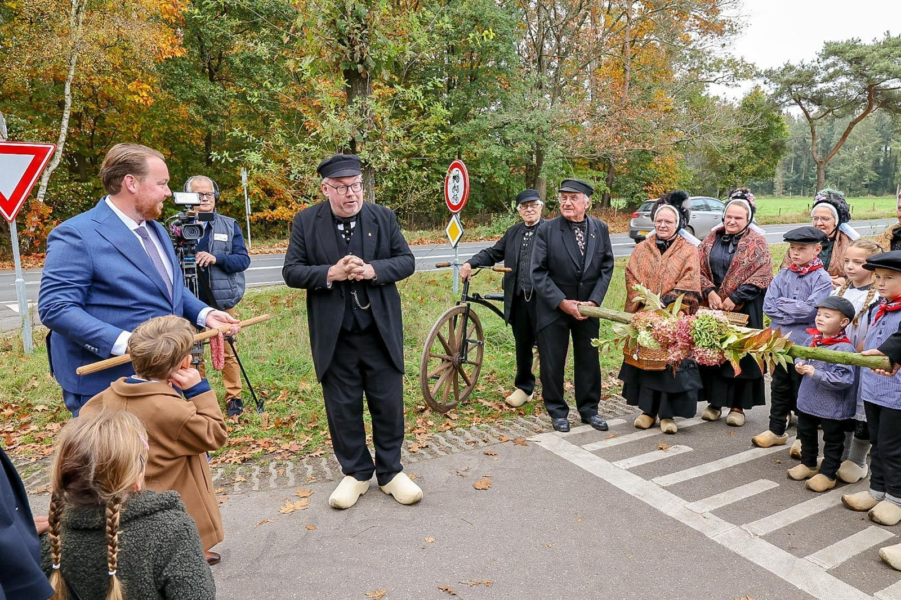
top-left (0, 142), bottom-right (56, 222)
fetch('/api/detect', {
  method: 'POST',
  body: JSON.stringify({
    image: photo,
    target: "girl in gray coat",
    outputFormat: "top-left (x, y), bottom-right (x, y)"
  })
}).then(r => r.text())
top-left (40, 411), bottom-right (215, 600)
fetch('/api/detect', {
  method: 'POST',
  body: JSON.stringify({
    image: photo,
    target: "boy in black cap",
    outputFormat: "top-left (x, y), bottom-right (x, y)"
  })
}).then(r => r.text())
top-left (844, 252), bottom-right (901, 563)
top-left (788, 296), bottom-right (858, 492)
top-left (460, 189), bottom-right (545, 407)
top-left (754, 226), bottom-right (833, 448)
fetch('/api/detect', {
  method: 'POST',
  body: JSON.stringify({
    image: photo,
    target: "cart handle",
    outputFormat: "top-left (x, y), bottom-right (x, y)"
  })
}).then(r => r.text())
top-left (434, 262), bottom-right (511, 273)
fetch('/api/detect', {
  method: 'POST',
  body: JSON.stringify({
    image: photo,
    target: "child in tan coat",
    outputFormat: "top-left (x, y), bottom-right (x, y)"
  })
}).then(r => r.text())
top-left (80, 315), bottom-right (228, 565)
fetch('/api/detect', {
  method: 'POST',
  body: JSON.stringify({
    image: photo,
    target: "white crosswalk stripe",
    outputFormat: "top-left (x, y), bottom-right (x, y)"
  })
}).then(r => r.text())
top-left (805, 526), bottom-right (896, 570)
top-left (581, 417), bottom-right (705, 451)
top-left (611, 444), bottom-right (692, 469)
top-left (685, 479), bottom-right (780, 514)
top-left (652, 440), bottom-right (796, 487)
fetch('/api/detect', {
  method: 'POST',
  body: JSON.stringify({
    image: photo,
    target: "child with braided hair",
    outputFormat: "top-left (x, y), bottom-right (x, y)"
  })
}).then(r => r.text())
top-left (80, 315), bottom-right (228, 565)
top-left (40, 411), bottom-right (214, 599)
top-left (830, 239), bottom-right (883, 482)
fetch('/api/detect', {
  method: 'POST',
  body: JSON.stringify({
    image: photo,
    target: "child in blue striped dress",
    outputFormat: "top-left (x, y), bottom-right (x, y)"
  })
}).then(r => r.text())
top-left (787, 296), bottom-right (858, 492)
top-left (842, 251), bottom-right (901, 571)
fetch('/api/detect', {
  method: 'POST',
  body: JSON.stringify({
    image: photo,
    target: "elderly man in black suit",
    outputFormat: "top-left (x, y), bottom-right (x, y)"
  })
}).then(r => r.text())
top-left (460, 189), bottom-right (545, 408)
top-left (531, 179), bottom-right (615, 432)
top-left (282, 154), bottom-right (421, 509)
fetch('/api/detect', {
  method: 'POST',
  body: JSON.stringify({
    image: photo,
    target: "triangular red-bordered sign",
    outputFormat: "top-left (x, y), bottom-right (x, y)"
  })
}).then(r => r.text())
top-left (0, 142), bottom-right (56, 222)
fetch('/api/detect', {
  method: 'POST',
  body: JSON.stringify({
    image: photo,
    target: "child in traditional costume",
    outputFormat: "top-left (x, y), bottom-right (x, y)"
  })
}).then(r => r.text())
top-left (80, 315), bottom-right (228, 565)
top-left (620, 191), bottom-right (702, 434)
top-left (753, 227), bottom-right (833, 448)
top-left (832, 239), bottom-right (883, 482)
top-left (788, 296), bottom-right (858, 492)
top-left (842, 251), bottom-right (901, 570)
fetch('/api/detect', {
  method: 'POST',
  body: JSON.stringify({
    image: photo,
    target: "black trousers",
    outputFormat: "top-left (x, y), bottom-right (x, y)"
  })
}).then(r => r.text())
top-left (865, 401), bottom-right (901, 498)
top-left (797, 411), bottom-right (849, 479)
top-left (320, 329), bottom-right (405, 486)
top-left (769, 365), bottom-right (803, 435)
top-left (537, 315), bottom-right (601, 420)
top-left (510, 293), bottom-right (538, 395)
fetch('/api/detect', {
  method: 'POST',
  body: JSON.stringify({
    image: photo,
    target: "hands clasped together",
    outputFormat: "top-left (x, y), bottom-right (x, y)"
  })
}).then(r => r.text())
top-left (329, 255), bottom-right (376, 283)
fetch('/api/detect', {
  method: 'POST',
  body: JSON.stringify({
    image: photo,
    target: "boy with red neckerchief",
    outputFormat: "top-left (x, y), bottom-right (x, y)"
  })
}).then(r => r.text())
top-left (844, 251), bottom-right (901, 571)
top-left (787, 296), bottom-right (858, 492)
top-left (754, 227), bottom-right (833, 449)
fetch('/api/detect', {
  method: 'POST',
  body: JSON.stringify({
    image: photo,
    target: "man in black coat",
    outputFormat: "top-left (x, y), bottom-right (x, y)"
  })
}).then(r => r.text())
top-left (531, 179), bottom-right (615, 432)
top-left (282, 154), bottom-right (421, 509)
top-left (460, 189), bottom-right (544, 408)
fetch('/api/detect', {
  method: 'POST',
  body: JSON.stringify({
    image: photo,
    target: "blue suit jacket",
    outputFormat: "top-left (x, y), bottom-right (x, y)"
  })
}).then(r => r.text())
top-left (38, 198), bottom-right (207, 396)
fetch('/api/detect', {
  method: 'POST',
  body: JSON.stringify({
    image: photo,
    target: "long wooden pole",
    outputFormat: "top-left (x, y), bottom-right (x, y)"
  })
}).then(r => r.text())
top-left (76, 314), bottom-right (271, 376)
top-left (578, 305), bottom-right (893, 371)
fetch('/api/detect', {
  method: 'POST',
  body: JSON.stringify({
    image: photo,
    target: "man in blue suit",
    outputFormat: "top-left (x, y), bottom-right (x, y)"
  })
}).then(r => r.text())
top-left (38, 143), bottom-right (240, 416)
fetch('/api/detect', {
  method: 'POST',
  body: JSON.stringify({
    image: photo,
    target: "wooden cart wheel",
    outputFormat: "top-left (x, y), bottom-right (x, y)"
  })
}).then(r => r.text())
top-left (419, 305), bottom-right (484, 413)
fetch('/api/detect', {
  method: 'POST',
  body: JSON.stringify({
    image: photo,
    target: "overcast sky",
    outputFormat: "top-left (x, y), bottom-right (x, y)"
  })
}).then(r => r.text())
top-left (716, 0), bottom-right (901, 98)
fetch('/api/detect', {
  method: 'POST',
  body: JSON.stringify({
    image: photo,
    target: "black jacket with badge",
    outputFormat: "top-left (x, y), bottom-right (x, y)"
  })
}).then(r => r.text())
top-left (530, 215), bottom-right (615, 331)
top-left (464, 219), bottom-right (544, 323)
top-left (282, 201), bottom-right (415, 380)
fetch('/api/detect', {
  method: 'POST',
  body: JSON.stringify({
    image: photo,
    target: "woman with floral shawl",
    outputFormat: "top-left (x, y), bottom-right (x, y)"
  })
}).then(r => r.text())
top-left (698, 189), bottom-right (773, 427)
top-left (620, 191), bottom-right (702, 434)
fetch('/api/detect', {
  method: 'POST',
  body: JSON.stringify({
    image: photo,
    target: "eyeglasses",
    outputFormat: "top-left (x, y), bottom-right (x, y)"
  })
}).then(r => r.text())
top-left (558, 194), bottom-right (583, 205)
top-left (325, 181), bottom-right (363, 195)
top-left (519, 202), bottom-right (543, 210)
top-left (812, 216), bottom-right (835, 223)
top-left (197, 192), bottom-right (216, 201)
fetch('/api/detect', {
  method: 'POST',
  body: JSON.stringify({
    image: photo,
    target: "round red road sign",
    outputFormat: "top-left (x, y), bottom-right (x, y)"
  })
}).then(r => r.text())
top-left (444, 159), bottom-right (469, 213)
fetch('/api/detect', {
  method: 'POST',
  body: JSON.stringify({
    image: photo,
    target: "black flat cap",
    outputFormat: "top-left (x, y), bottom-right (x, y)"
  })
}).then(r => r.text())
top-left (816, 296), bottom-right (856, 320)
top-left (864, 251), bottom-right (901, 273)
top-left (783, 226), bottom-right (827, 244)
top-left (558, 179), bottom-right (594, 197)
top-left (516, 189), bottom-right (542, 205)
top-left (317, 154), bottom-right (361, 178)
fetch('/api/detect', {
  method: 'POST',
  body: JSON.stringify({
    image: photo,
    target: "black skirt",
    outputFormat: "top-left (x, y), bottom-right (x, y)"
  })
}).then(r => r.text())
top-left (619, 360), bottom-right (702, 419)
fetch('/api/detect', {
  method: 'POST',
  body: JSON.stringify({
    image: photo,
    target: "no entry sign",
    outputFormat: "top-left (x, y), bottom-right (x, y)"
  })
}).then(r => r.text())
top-left (444, 159), bottom-right (469, 214)
top-left (0, 142), bottom-right (56, 221)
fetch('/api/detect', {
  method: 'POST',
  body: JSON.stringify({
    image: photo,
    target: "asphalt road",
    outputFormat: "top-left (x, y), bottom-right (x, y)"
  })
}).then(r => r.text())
top-left (1, 217), bottom-right (895, 333)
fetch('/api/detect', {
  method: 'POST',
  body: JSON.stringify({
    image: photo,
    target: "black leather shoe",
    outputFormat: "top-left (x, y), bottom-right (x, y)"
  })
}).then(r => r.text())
top-left (582, 415), bottom-right (609, 431)
top-left (551, 418), bottom-right (570, 433)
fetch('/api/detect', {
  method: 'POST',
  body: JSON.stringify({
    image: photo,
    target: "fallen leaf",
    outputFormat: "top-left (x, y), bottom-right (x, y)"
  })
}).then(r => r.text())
top-left (483, 449), bottom-right (497, 456)
top-left (260, 411), bottom-right (270, 429)
top-left (255, 519), bottom-right (274, 528)
top-left (215, 487), bottom-right (225, 494)
top-left (656, 442), bottom-right (670, 451)
top-left (544, 542), bottom-right (554, 548)
top-left (295, 488), bottom-right (314, 498)
top-left (425, 537), bottom-right (436, 543)
top-left (460, 579), bottom-right (493, 587)
top-left (306, 525), bottom-right (316, 530)
top-left (438, 585), bottom-right (458, 596)
top-left (513, 438), bottom-right (527, 447)
top-left (408, 473), bottom-right (417, 480)
top-left (279, 498), bottom-right (310, 514)
top-left (774, 459), bottom-right (782, 464)
top-left (364, 589), bottom-right (387, 599)
top-left (499, 435), bottom-right (509, 443)
top-left (473, 476), bottom-right (492, 491)
top-left (605, 433), bottom-right (618, 439)
top-left (234, 477), bottom-right (247, 483)
top-left (218, 496), bottom-right (229, 505)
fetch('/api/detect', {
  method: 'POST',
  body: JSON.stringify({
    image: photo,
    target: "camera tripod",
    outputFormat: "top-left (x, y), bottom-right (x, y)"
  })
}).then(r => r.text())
top-left (168, 216), bottom-right (264, 413)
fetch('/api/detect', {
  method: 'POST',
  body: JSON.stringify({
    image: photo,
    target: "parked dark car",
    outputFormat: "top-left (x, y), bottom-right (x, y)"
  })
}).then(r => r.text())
top-left (628, 196), bottom-right (727, 243)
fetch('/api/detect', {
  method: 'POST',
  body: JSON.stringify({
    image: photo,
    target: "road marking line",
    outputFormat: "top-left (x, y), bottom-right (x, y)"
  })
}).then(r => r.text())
top-left (876, 577), bottom-right (901, 600)
top-left (532, 433), bottom-right (872, 600)
top-left (652, 439), bottom-right (796, 487)
top-left (612, 444), bottom-right (692, 469)
top-left (556, 418), bottom-right (626, 437)
top-left (685, 479), bottom-right (780, 514)
top-left (742, 484), bottom-right (866, 537)
top-left (805, 526), bottom-right (896, 570)
top-left (581, 418), bottom-right (705, 451)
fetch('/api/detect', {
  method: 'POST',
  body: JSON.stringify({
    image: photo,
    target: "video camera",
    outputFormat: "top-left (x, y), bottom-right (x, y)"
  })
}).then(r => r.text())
top-left (168, 192), bottom-right (214, 244)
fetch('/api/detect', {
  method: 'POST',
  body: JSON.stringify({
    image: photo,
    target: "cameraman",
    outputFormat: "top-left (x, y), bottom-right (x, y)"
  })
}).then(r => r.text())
top-left (185, 175), bottom-right (251, 417)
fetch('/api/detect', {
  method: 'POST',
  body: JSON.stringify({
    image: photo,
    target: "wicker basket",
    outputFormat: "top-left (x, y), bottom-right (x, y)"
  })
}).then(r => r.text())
top-left (622, 345), bottom-right (668, 371)
top-left (722, 311), bottom-right (749, 326)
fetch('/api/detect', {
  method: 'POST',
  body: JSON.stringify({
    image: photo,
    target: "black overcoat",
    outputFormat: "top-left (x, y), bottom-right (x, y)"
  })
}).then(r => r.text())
top-left (282, 202), bottom-right (415, 380)
top-left (530, 215), bottom-right (615, 331)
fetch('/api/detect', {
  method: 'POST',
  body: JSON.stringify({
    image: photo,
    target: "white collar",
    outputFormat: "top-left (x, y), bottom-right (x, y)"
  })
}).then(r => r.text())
top-left (105, 196), bottom-right (144, 230)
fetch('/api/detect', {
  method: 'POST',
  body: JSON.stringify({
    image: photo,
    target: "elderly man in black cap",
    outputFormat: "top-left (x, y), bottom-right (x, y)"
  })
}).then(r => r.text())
top-left (459, 189), bottom-right (546, 407)
top-left (530, 179), bottom-right (615, 432)
top-left (282, 154), bottom-right (420, 509)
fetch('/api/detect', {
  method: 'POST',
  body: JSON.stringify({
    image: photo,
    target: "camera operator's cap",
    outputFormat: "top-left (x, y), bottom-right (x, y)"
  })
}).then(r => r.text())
top-left (558, 179), bottom-right (594, 197)
top-left (816, 296), bottom-right (856, 320)
top-left (516, 189), bottom-right (542, 205)
top-left (864, 251), bottom-right (901, 273)
top-left (783, 226), bottom-right (827, 244)
top-left (317, 154), bottom-right (361, 178)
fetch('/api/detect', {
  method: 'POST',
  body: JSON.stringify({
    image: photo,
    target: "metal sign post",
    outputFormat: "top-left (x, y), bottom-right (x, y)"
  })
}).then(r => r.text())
top-left (8, 220), bottom-right (32, 353)
top-left (444, 160), bottom-right (470, 293)
top-left (241, 168), bottom-right (252, 249)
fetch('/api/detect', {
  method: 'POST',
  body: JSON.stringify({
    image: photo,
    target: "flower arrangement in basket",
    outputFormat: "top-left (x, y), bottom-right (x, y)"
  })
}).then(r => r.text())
top-left (595, 284), bottom-right (794, 375)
